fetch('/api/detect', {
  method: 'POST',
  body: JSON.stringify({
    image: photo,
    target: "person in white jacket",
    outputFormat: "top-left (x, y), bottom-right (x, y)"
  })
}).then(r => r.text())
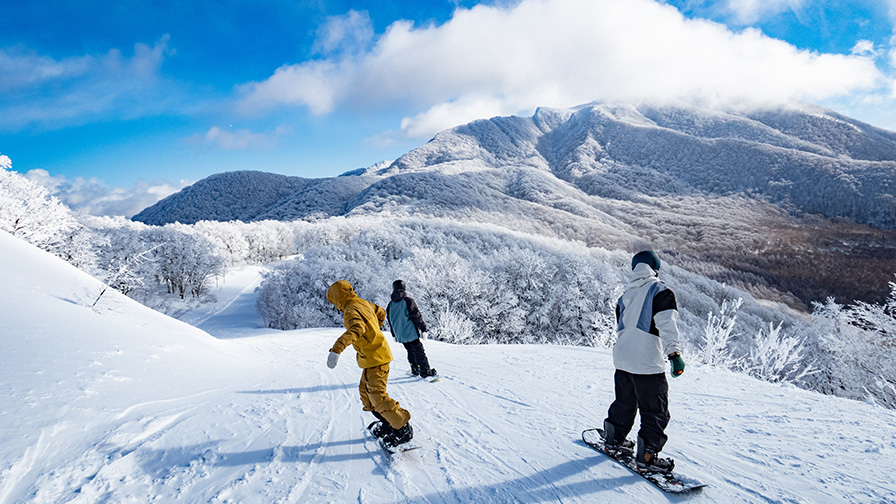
top-left (603, 250), bottom-right (686, 474)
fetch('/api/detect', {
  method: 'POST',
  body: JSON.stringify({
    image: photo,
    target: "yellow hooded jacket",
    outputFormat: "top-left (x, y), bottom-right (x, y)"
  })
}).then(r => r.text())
top-left (327, 280), bottom-right (393, 369)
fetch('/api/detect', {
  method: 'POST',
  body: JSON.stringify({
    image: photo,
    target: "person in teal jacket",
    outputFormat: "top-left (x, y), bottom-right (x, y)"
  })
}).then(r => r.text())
top-left (386, 280), bottom-right (437, 378)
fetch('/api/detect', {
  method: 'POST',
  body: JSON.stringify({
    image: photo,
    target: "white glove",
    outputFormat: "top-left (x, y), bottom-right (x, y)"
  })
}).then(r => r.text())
top-left (327, 351), bottom-right (340, 369)
top-left (421, 332), bottom-right (428, 340)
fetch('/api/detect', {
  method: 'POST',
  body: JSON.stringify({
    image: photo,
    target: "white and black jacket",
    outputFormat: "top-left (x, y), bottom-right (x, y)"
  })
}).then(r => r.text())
top-left (612, 263), bottom-right (683, 375)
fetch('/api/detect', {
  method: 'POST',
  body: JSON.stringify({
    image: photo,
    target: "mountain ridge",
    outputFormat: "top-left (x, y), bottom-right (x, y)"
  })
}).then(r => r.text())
top-left (132, 101), bottom-right (896, 307)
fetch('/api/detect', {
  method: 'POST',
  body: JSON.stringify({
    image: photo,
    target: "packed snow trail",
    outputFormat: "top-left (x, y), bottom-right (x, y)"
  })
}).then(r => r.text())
top-left (2, 233), bottom-right (896, 503)
top-left (176, 265), bottom-right (267, 338)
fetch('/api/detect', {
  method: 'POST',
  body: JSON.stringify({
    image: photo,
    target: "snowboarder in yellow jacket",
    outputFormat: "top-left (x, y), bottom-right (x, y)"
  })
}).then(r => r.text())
top-left (325, 280), bottom-right (413, 447)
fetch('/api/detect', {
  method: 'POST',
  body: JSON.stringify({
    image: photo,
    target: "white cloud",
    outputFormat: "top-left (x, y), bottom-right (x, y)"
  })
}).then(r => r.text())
top-left (23, 169), bottom-right (190, 218)
top-left (313, 10), bottom-right (375, 55)
top-left (239, 0), bottom-right (884, 140)
top-left (399, 95), bottom-right (508, 139)
top-left (852, 40), bottom-right (877, 56)
top-left (184, 125), bottom-right (291, 150)
top-left (886, 0), bottom-right (896, 22)
top-left (0, 36), bottom-right (180, 131)
top-left (723, 0), bottom-right (805, 24)
top-left (0, 48), bottom-right (91, 92)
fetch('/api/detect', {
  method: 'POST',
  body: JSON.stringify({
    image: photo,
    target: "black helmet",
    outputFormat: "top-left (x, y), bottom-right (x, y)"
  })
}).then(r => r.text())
top-left (631, 250), bottom-right (661, 272)
top-left (392, 279), bottom-right (406, 290)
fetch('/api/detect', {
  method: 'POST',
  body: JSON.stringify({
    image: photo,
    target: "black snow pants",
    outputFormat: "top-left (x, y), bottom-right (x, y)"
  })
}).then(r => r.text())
top-left (402, 338), bottom-right (432, 376)
top-left (604, 369), bottom-right (670, 453)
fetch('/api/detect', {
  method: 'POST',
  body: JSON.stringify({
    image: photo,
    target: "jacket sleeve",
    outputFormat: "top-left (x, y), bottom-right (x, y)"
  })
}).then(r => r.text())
top-left (405, 297), bottom-right (428, 333)
top-left (330, 307), bottom-right (365, 354)
top-left (375, 303), bottom-right (386, 328)
top-left (652, 289), bottom-right (682, 356)
top-left (385, 303), bottom-right (396, 338)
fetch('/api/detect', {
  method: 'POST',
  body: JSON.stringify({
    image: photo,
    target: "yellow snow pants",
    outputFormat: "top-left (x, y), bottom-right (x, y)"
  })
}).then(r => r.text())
top-left (359, 363), bottom-right (411, 429)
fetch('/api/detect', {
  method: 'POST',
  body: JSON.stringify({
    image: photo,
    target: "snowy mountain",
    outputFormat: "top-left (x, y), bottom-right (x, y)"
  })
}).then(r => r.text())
top-left (134, 101), bottom-right (896, 308)
top-left (132, 170), bottom-right (380, 224)
top-left (3, 230), bottom-right (895, 503)
top-left (136, 102), bottom-right (896, 228)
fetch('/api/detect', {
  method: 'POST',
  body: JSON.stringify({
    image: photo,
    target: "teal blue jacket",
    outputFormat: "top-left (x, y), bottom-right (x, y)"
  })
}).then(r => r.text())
top-left (387, 289), bottom-right (428, 343)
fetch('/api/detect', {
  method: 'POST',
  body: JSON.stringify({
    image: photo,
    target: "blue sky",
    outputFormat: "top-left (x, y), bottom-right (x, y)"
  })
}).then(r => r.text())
top-left (2, 0), bottom-right (896, 216)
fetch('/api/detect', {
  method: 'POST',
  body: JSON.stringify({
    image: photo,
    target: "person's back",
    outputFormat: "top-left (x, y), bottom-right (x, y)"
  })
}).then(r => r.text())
top-left (613, 262), bottom-right (681, 375)
top-left (327, 280), bottom-right (392, 369)
top-left (325, 280), bottom-right (413, 448)
top-left (388, 289), bottom-right (420, 344)
top-left (386, 280), bottom-right (436, 378)
top-left (603, 251), bottom-right (685, 474)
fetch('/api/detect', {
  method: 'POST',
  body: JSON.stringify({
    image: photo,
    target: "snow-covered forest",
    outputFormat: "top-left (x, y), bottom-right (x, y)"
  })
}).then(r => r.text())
top-left (2, 153), bottom-right (895, 409)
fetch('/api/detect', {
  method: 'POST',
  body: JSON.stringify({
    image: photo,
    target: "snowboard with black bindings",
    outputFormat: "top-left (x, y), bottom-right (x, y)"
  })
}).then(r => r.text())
top-left (367, 421), bottom-right (420, 455)
top-left (581, 428), bottom-right (706, 494)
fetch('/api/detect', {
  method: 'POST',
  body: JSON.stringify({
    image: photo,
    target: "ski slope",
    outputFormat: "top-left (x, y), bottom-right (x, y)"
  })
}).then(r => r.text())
top-left (1, 231), bottom-right (895, 503)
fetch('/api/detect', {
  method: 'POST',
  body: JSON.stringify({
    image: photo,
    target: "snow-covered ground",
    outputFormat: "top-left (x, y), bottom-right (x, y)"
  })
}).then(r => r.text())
top-left (2, 231), bottom-right (895, 503)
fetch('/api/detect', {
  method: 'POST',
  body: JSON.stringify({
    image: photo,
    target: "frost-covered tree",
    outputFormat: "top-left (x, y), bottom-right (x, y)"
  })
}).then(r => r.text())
top-left (84, 216), bottom-right (157, 297)
top-left (809, 280), bottom-right (896, 407)
top-left (748, 322), bottom-right (817, 384)
top-left (189, 220), bottom-right (298, 266)
top-left (0, 155), bottom-right (81, 259)
top-left (691, 298), bottom-right (746, 369)
top-left (147, 225), bottom-right (224, 299)
top-left (191, 220), bottom-right (251, 267)
top-left (690, 297), bottom-right (816, 387)
top-left (257, 217), bottom-right (625, 345)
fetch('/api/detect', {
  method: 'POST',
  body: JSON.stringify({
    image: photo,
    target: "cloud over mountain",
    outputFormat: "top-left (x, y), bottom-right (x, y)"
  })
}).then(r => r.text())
top-left (239, 0), bottom-right (883, 140)
top-left (25, 169), bottom-right (189, 218)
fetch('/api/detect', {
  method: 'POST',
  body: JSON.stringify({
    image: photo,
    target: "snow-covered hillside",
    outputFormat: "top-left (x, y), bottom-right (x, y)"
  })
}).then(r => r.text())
top-left (135, 101), bottom-right (896, 230)
top-left (131, 171), bottom-right (379, 225)
top-left (2, 232), bottom-right (895, 503)
top-left (130, 101), bottom-right (896, 309)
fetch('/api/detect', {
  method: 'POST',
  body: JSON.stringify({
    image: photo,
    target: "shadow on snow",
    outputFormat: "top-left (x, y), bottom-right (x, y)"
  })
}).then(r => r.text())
top-left (385, 454), bottom-right (666, 504)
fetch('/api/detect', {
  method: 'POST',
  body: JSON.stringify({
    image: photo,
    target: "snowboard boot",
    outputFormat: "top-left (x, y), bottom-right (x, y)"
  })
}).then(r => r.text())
top-left (635, 437), bottom-right (674, 474)
top-left (423, 368), bottom-right (438, 378)
top-left (382, 422), bottom-right (414, 448)
top-left (603, 420), bottom-right (634, 454)
top-left (410, 365), bottom-right (421, 377)
top-left (368, 412), bottom-right (392, 438)
top-left (368, 420), bottom-right (391, 438)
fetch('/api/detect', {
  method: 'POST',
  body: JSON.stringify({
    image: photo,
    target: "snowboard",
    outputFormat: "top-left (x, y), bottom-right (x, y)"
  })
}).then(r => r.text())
top-left (581, 428), bottom-right (706, 494)
top-left (380, 440), bottom-right (421, 454)
top-left (367, 421), bottom-right (421, 455)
